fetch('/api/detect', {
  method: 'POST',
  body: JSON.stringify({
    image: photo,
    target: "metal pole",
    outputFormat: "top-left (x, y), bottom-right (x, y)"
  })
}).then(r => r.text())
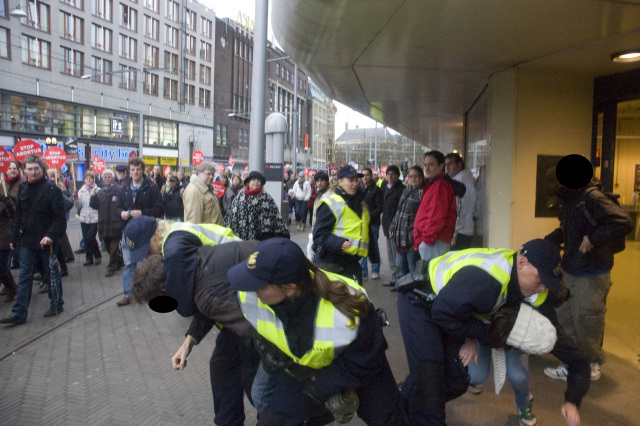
top-left (374, 122), bottom-right (378, 170)
top-left (292, 62), bottom-right (298, 173)
top-left (249, 0), bottom-right (268, 172)
top-left (139, 67), bottom-right (143, 156)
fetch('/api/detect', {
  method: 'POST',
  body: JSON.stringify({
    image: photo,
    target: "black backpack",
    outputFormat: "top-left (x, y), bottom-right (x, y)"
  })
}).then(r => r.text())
top-left (577, 189), bottom-right (626, 254)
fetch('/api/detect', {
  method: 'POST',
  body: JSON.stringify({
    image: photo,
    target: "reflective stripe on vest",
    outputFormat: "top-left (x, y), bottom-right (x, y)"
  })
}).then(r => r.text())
top-left (161, 222), bottom-right (239, 254)
top-left (238, 270), bottom-right (366, 369)
top-left (320, 193), bottom-right (370, 257)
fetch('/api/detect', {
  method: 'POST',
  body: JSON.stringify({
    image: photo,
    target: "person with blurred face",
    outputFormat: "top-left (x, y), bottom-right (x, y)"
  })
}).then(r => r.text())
top-left (359, 167), bottom-right (382, 280)
top-left (381, 165), bottom-right (404, 287)
top-left (0, 161), bottom-right (24, 302)
top-left (182, 162), bottom-right (223, 225)
top-left (312, 165), bottom-right (369, 283)
top-left (74, 172), bottom-right (101, 266)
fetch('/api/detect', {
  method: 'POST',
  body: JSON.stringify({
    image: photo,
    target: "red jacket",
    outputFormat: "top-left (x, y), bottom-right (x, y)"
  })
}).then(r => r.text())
top-left (413, 173), bottom-right (457, 249)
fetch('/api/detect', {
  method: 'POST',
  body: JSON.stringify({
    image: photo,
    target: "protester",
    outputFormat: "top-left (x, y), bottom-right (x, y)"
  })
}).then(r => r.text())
top-left (381, 165), bottom-right (404, 287)
top-left (222, 172), bottom-right (243, 216)
top-left (162, 175), bottom-right (184, 221)
top-left (359, 167), bottom-right (383, 281)
top-left (183, 162), bottom-right (224, 225)
top-left (292, 172), bottom-right (311, 232)
top-left (306, 176), bottom-right (317, 228)
top-left (445, 153), bottom-right (477, 249)
top-left (0, 161), bottom-right (23, 302)
top-left (225, 171), bottom-right (290, 241)
top-left (74, 171), bottom-right (101, 266)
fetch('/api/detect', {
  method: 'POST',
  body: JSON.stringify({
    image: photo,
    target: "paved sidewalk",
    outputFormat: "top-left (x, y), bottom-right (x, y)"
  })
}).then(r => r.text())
top-left (0, 218), bottom-right (638, 425)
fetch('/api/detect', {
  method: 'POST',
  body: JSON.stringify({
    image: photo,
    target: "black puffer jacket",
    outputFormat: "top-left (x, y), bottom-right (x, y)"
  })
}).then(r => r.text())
top-left (545, 180), bottom-right (634, 273)
top-left (381, 180), bottom-right (405, 236)
top-left (117, 175), bottom-right (164, 219)
top-left (362, 181), bottom-right (383, 227)
top-left (12, 176), bottom-right (67, 249)
top-left (90, 183), bottom-right (125, 239)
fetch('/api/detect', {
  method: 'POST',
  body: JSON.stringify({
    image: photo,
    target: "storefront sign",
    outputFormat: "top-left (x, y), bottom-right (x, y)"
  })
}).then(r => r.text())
top-left (111, 117), bottom-right (124, 135)
top-left (14, 139), bottom-right (43, 162)
top-left (160, 157), bottom-right (177, 166)
top-left (44, 147), bottom-right (67, 169)
top-left (143, 156), bottom-right (159, 164)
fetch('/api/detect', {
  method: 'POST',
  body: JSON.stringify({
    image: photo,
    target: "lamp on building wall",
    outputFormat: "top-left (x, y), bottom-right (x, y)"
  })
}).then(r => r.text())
top-left (9, 5), bottom-right (27, 18)
top-left (611, 49), bottom-right (640, 63)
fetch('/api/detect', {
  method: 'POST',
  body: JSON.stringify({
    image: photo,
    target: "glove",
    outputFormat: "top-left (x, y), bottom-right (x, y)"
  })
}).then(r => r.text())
top-left (254, 338), bottom-right (293, 375)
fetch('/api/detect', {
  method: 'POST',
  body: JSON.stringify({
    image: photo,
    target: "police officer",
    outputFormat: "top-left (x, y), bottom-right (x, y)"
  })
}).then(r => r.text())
top-left (312, 165), bottom-right (370, 283)
top-left (397, 239), bottom-right (590, 426)
top-left (227, 238), bottom-right (407, 425)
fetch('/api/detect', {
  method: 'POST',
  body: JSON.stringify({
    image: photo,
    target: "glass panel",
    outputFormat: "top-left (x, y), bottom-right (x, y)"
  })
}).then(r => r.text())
top-left (594, 112), bottom-right (603, 181)
top-left (613, 99), bottom-right (640, 205)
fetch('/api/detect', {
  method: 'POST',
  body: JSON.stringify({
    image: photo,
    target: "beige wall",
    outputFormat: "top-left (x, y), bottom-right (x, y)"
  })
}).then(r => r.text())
top-left (485, 68), bottom-right (593, 248)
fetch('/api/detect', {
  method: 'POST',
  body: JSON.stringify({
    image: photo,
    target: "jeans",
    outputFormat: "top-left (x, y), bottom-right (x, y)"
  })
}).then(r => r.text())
top-left (386, 236), bottom-right (399, 281)
top-left (12, 245), bottom-right (64, 320)
top-left (418, 240), bottom-right (450, 263)
top-left (359, 225), bottom-right (380, 276)
top-left (121, 234), bottom-right (135, 297)
top-left (81, 222), bottom-right (101, 262)
top-left (294, 199), bottom-right (307, 223)
top-left (468, 343), bottom-right (531, 409)
top-left (251, 362), bottom-right (275, 415)
top-left (395, 249), bottom-right (419, 276)
top-left (557, 270), bottom-right (611, 364)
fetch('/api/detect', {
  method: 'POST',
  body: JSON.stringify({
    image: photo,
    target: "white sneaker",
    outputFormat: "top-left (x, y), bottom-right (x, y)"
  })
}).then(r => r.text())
top-left (590, 363), bottom-right (601, 381)
top-left (371, 272), bottom-right (380, 280)
top-left (467, 384), bottom-right (483, 394)
top-left (544, 365), bottom-right (568, 381)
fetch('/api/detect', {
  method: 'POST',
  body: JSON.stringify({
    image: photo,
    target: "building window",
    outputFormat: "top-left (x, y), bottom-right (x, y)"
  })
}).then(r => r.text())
top-left (275, 63), bottom-right (279, 76)
top-left (165, 0), bottom-right (178, 22)
top-left (61, 0), bottom-right (84, 10)
top-left (118, 65), bottom-right (136, 90)
top-left (216, 124), bottom-right (221, 145)
top-left (164, 51), bottom-right (177, 73)
top-left (119, 34), bottom-right (137, 60)
top-left (183, 58), bottom-right (195, 80)
top-left (164, 24), bottom-right (178, 48)
top-left (22, 36), bottom-right (50, 68)
top-left (199, 64), bottom-right (211, 85)
top-left (0, 28), bottom-right (10, 59)
top-left (0, 2), bottom-right (5, 17)
top-left (62, 47), bottom-right (83, 76)
top-left (163, 77), bottom-right (177, 100)
top-left (92, 0), bottom-right (112, 21)
top-left (184, 84), bottom-right (195, 104)
top-left (185, 9), bottom-right (195, 31)
top-left (91, 24), bottom-right (112, 52)
top-left (200, 17), bottom-right (212, 39)
top-left (144, 15), bottom-right (159, 40)
top-left (27, 0), bottom-right (50, 32)
top-left (143, 43), bottom-right (158, 67)
top-left (200, 40), bottom-right (211, 62)
top-left (222, 125), bottom-right (227, 146)
top-left (120, 4), bottom-right (137, 31)
top-left (199, 88), bottom-right (210, 108)
top-left (143, 0), bottom-right (158, 13)
top-left (91, 56), bottom-right (112, 83)
top-left (143, 71), bottom-right (158, 95)
top-left (184, 34), bottom-right (196, 55)
top-left (60, 12), bottom-right (84, 43)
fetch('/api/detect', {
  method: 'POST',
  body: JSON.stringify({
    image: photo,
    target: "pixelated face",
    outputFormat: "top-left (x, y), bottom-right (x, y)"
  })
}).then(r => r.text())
top-left (84, 175), bottom-right (94, 185)
top-left (517, 256), bottom-right (547, 298)
top-left (362, 169), bottom-right (372, 186)
top-left (387, 170), bottom-right (399, 185)
top-left (198, 169), bottom-right (214, 185)
top-left (7, 163), bottom-right (19, 179)
top-left (316, 179), bottom-right (329, 191)
top-left (424, 155), bottom-right (444, 180)
top-left (407, 169), bottom-right (424, 188)
top-left (102, 173), bottom-right (114, 184)
top-left (444, 157), bottom-right (462, 177)
top-left (24, 162), bottom-right (43, 181)
top-left (339, 176), bottom-right (360, 195)
top-left (248, 178), bottom-right (262, 191)
top-left (255, 284), bottom-right (289, 305)
top-left (129, 164), bottom-right (143, 182)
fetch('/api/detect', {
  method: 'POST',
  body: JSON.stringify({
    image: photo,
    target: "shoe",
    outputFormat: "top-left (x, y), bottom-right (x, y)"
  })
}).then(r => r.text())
top-left (38, 285), bottom-right (49, 294)
top-left (590, 362), bottom-right (601, 381)
top-left (43, 306), bottom-right (64, 317)
top-left (74, 249), bottom-right (86, 254)
top-left (60, 269), bottom-right (69, 277)
top-left (544, 365), bottom-right (568, 381)
top-left (105, 270), bottom-right (115, 277)
top-left (390, 286), bottom-right (398, 292)
top-left (66, 257), bottom-right (75, 263)
top-left (371, 272), bottom-right (380, 280)
top-left (94, 258), bottom-right (102, 265)
top-left (83, 260), bottom-right (94, 266)
top-left (362, 275), bottom-right (368, 281)
top-left (518, 395), bottom-right (537, 426)
top-left (382, 281), bottom-right (396, 287)
top-left (33, 273), bottom-right (43, 281)
top-left (116, 296), bottom-right (131, 306)
top-left (467, 384), bottom-right (483, 394)
top-left (0, 313), bottom-right (26, 325)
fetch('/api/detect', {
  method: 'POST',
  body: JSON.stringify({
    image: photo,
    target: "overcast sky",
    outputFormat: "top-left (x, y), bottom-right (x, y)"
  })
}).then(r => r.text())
top-left (200, 0), bottom-right (380, 139)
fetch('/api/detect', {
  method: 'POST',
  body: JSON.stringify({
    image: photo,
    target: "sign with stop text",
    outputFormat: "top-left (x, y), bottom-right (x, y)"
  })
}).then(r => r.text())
top-left (14, 139), bottom-right (43, 162)
top-left (0, 146), bottom-right (12, 173)
top-left (212, 181), bottom-right (226, 198)
top-left (44, 147), bottom-right (67, 169)
top-left (192, 150), bottom-right (204, 165)
top-left (228, 155), bottom-right (234, 168)
top-left (93, 158), bottom-right (106, 173)
top-left (380, 165), bottom-right (388, 175)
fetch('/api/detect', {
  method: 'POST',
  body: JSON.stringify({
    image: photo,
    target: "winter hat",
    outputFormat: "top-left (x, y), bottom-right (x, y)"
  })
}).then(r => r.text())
top-left (506, 303), bottom-right (556, 355)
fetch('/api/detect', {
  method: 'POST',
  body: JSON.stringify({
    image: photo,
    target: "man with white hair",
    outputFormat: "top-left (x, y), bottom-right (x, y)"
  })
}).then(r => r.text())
top-left (182, 162), bottom-right (223, 225)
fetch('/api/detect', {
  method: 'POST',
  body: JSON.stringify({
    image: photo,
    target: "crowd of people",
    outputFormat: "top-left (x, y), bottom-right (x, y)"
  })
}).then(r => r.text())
top-left (0, 150), bottom-right (633, 426)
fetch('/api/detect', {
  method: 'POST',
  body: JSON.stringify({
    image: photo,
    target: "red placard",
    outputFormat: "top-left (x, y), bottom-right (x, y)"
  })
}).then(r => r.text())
top-left (0, 146), bottom-right (12, 173)
top-left (128, 150), bottom-right (137, 158)
top-left (304, 167), bottom-right (309, 176)
top-left (93, 158), bottom-right (106, 173)
top-left (14, 139), bottom-right (43, 162)
top-left (380, 165), bottom-right (388, 175)
top-left (164, 165), bottom-right (171, 177)
top-left (44, 147), bottom-right (67, 169)
top-left (192, 150), bottom-right (204, 165)
top-left (228, 155), bottom-right (234, 168)
top-left (244, 164), bottom-right (249, 170)
top-left (212, 181), bottom-right (226, 198)
top-left (217, 163), bottom-right (225, 175)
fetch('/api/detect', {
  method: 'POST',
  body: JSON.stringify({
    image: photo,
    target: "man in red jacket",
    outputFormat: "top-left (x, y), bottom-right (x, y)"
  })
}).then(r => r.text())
top-left (413, 150), bottom-right (457, 263)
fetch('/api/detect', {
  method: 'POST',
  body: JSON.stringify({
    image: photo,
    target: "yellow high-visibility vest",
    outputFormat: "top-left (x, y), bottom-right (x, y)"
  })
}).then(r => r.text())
top-left (320, 193), bottom-right (370, 257)
top-left (161, 222), bottom-right (239, 254)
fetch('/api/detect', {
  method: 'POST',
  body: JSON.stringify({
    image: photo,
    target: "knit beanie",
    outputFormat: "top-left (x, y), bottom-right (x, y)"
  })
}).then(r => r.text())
top-left (506, 303), bottom-right (556, 355)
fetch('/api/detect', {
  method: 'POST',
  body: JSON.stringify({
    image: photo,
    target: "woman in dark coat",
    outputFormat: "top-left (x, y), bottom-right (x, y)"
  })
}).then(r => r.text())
top-left (0, 161), bottom-right (23, 301)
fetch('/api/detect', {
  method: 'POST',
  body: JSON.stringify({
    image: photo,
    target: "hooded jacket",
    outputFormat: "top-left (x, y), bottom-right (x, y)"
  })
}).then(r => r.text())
top-left (90, 183), bottom-right (125, 239)
top-left (117, 174), bottom-right (164, 219)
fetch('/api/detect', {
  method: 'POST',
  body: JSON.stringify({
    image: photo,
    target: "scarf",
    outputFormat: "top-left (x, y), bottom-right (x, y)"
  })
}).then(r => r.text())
top-left (245, 187), bottom-right (263, 196)
top-left (4, 174), bottom-right (21, 185)
top-left (85, 184), bottom-right (95, 192)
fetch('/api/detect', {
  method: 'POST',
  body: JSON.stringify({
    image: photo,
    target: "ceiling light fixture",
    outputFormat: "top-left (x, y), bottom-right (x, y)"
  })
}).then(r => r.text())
top-left (611, 50), bottom-right (640, 63)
